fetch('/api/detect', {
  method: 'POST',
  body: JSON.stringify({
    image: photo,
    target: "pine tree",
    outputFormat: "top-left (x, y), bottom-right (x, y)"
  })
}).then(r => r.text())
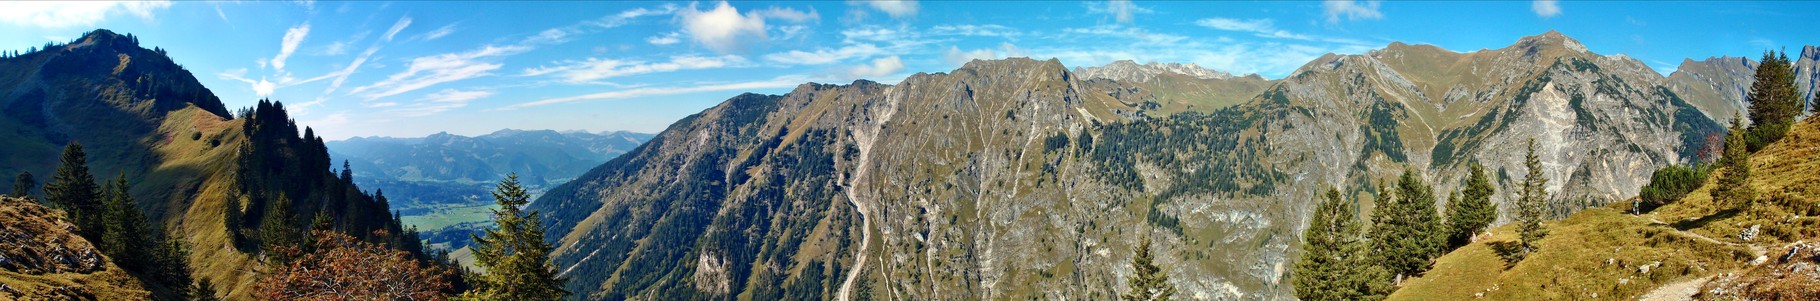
top-left (44, 143), bottom-right (103, 240)
top-left (100, 174), bottom-right (152, 271)
top-left (194, 279), bottom-right (222, 301)
top-left (464, 173), bottom-right (568, 301)
top-left (1711, 114), bottom-right (1756, 209)
top-left (1121, 234), bottom-right (1175, 301)
top-left (1745, 50), bottom-right (1802, 152)
top-left (1368, 169), bottom-right (1444, 280)
top-left (152, 239), bottom-right (195, 300)
top-left (1445, 163), bottom-right (1498, 249)
top-left (260, 194), bottom-right (302, 262)
top-left (1515, 139), bottom-right (1550, 257)
top-left (11, 171), bottom-right (33, 199)
top-left (1294, 188), bottom-right (1380, 301)
top-left (224, 195), bottom-right (244, 245)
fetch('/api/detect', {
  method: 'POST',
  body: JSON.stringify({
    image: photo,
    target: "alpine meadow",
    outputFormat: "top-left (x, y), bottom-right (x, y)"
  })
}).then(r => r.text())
top-left (2, 1), bottom-right (1819, 300)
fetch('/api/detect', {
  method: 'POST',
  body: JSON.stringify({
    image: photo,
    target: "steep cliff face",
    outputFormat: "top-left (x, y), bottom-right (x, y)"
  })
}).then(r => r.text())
top-left (536, 32), bottom-right (1762, 300)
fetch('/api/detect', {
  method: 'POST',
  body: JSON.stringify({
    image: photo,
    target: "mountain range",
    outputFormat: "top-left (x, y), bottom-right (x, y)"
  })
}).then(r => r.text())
top-left (528, 31), bottom-right (1820, 300)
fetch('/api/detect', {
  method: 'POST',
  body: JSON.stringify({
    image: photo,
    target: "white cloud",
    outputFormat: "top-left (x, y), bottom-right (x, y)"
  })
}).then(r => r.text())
top-left (840, 25), bottom-right (915, 43)
top-left (757, 7), bottom-right (820, 23)
top-left (1090, 0), bottom-right (1149, 24)
top-left (929, 24), bottom-right (1020, 38)
top-left (214, 3), bottom-right (230, 24)
top-left (382, 17), bottom-right (412, 41)
top-left (272, 23), bottom-right (310, 71)
top-left (859, 1), bottom-right (918, 19)
top-left (1064, 25), bottom-right (1186, 46)
top-left (524, 55), bottom-right (749, 84)
top-left (591, 4), bottom-right (677, 28)
top-left (1532, 0), bottom-right (1561, 19)
top-left (1322, 0), bottom-right (1383, 23)
top-left (218, 68), bottom-right (278, 97)
top-left (647, 32), bottom-right (682, 45)
top-left (317, 41), bottom-right (349, 56)
top-left (944, 46), bottom-right (997, 66)
top-left (320, 16), bottom-right (411, 98)
top-left (848, 56), bottom-right (903, 78)
top-left (763, 44), bottom-right (884, 65)
top-left (503, 76), bottom-right (809, 109)
top-left (394, 89), bottom-right (492, 116)
top-left (679, 2), bottom-right (769, 53)
top-left (0, 1), bottom-right (171, 28)
top-left (1195, 18), bottom-right (1358, 43)
top-left (416, 23), bottom-right (457, 41)
top-left (349, 44), bottom-right (527, 100)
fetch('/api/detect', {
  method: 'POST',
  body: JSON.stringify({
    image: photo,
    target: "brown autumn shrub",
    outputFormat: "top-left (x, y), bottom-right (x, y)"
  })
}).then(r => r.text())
top-left (254, 230), bottom-right (451, 301)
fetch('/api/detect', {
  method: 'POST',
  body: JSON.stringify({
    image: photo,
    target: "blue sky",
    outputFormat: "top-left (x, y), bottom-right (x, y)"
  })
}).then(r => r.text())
top-left (0, 1), bottom-right (1814, 140)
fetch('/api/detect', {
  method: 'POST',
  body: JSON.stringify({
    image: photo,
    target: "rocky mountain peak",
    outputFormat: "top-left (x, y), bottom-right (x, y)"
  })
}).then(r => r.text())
top-left (1072, 59), bottom-right (1235, 83)
top-left (1508, 30), bottom-right (1589, 55)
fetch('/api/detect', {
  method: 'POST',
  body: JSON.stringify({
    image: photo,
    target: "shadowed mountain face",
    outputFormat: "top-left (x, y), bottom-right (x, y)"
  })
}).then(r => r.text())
top-left (531, 32), bottom-right (1801, 300)
top-left (0, 29), bottom-right (422, 300)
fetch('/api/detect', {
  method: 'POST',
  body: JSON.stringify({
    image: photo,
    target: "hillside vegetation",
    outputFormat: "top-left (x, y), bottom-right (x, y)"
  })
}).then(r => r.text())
top-left (1392, 117), bottom-right (1820, 300)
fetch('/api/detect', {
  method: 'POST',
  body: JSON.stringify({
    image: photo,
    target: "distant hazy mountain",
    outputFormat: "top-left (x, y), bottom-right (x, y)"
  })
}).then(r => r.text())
top-left (328, 129), bottom-right (652, 190)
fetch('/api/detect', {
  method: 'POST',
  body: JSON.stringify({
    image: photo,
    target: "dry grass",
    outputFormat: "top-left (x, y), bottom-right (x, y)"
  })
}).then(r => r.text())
top-left (1395, 118), bottom-right (1820, 300)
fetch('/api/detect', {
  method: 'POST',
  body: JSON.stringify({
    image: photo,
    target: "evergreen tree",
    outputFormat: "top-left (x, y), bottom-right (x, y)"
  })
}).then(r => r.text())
top-left (1811, 89), bottom-right (1818, 115)
top-left (464, 173), bottom-right (568, 301)
top-left (1369, 169), bottom-right (1444, 280)
top-left (100, 174), bottom-right (152, 271)
top-left (152, 239), bottom-right (195, 300)
top-left (194, 279), bottom-right (222, 301)
top-left (1445, 163), bottom-right (1498, 249)
top-left (1121, 234), bottom-right (1175, 301)
top-left (223, 195), bottom-right (243, 245)
top-left (260, 194), bottom-right (302, 262)
top-left (1294, 188), bottom-right (1383, 301)
top-left (1515, 139), bottom-right (1550, 258)
top-left (1745, 50), bottom-right (1802, 152)
top-left (1712, 114), bottom-right (1756, 208)
top-left (11, 171), bottom-right (33, 199)
top-left (44, 143), bottom-right (103, 240)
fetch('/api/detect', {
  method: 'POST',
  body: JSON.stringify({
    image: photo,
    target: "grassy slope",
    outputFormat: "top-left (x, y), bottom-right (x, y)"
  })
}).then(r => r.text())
top-left (141, 105), bottom-right (262, 300)
top-left (1393, 118), bottom-right (1820, 300)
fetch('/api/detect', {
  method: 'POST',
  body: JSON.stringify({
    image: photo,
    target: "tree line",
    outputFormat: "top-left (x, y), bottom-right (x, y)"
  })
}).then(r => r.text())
top-left (1290, 139), bottom-right (1547, 300)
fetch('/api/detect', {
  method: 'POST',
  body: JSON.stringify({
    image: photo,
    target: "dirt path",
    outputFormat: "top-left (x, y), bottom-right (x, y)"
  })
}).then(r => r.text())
top-left (1638, 275), bottom-right (1712, 301)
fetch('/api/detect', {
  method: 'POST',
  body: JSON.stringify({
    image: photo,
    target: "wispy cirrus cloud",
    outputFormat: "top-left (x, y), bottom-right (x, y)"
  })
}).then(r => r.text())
top-left (1087, 0), bottom-right (1149, 24)
top-left (393, 89), bottom-right (492, 116)
top-left (929, 24), bottom-right (1021, 38)
top-left (271, 23), bottom-right (310, 71)
top-left (414, 23), bottom-right (457, 41)
top-left (523, 55), bottom-right (749, 84)
top-left (763, 44), bottom-right (884, 65)
top-left (1196, 17), bottom-right (1371, 45)
top-left (349, 44), bottom-right (527, 100)
top-left (501, 75), bottom-right (811, 110)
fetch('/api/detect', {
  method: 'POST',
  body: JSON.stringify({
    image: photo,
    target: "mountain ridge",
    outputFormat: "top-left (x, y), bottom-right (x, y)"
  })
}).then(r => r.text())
top-left (530, 31), bottom-right (1816, 300)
